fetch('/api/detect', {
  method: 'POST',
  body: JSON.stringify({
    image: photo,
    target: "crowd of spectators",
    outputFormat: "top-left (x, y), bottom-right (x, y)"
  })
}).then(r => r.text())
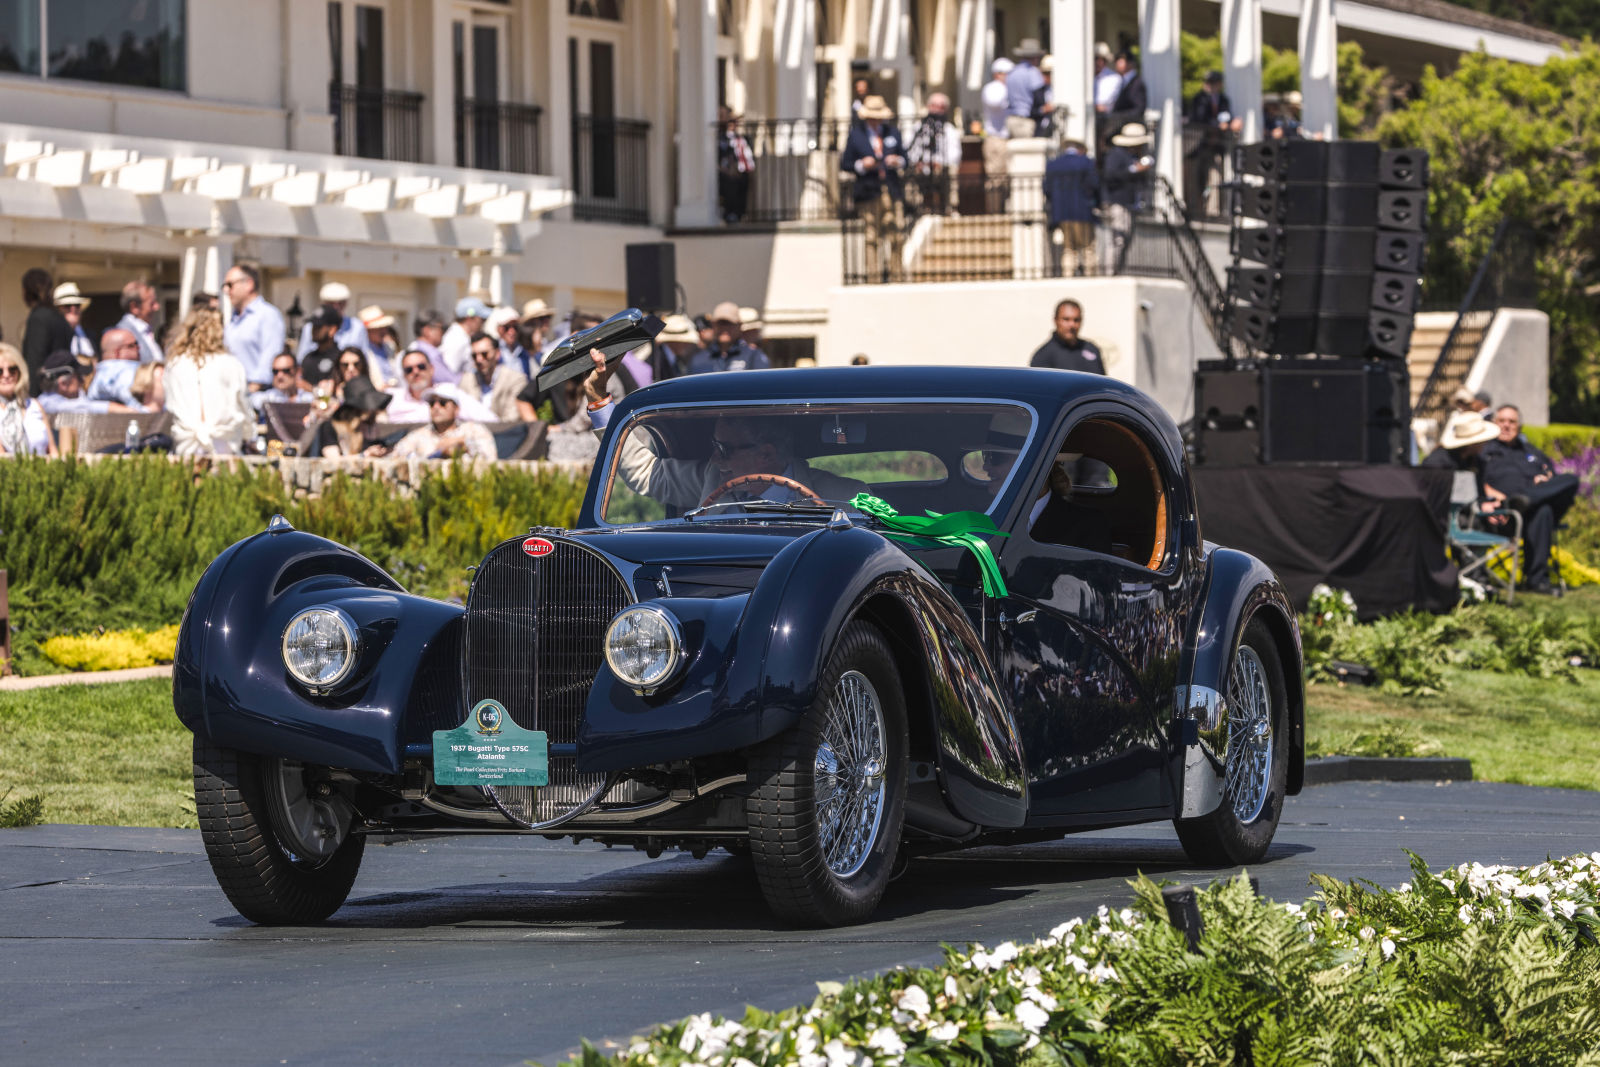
top-left (0, 265), bottom-right (799, 465)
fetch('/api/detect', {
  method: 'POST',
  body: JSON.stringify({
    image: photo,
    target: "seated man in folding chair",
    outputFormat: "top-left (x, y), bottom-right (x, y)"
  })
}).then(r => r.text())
top-left (1424, 411), bottom-right (1521, 598)
top-left (1483, 405), bottom-right (1579, 595)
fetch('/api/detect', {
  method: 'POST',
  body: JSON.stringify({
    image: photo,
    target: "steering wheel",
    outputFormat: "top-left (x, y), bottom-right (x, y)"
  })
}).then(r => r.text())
top-left (701, 473), bottom-right (826, 509)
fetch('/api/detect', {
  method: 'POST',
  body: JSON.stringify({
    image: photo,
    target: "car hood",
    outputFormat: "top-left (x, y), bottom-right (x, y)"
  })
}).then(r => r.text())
top-left (567, 521), bottom-right (825, 567)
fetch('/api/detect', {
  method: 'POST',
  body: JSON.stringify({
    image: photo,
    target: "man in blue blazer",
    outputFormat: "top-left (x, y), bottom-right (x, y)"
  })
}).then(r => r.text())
top-left (840, 95), bottom-right (907, 282)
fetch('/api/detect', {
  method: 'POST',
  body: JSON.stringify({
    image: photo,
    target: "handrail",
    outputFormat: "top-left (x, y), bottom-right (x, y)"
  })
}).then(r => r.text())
top-left (1153, 176), bottom-right (1242, 359)
top-left (1415, 218), bottom-right (1509, 419)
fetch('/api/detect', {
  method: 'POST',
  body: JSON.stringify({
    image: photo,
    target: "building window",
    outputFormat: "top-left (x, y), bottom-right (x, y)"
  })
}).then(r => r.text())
top-left (569, 0), bottom-right (622, 20)
top-left (30, 0), bottom-right (186, 91)
top-left (0, 5), bottom-right (42, 75)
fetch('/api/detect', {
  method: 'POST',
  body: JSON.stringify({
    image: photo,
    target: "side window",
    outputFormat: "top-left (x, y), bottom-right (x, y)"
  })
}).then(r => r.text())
top-left (1027, 417), bottom-right (1173, 571)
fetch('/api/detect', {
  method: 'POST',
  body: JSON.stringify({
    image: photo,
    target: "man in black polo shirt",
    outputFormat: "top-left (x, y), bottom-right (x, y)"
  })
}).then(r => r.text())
top-left (1482, 404), bottom-right (1579, 594)
top-left (1029, 299), bottom-right (1106, 374)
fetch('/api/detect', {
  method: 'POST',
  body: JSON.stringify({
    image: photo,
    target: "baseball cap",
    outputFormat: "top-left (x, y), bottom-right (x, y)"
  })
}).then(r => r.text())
top-left (455, 297), bottom-right (491, 320)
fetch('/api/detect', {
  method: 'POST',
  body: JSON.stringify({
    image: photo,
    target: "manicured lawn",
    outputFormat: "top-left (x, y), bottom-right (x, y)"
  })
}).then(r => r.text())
top-left (1307, 667), bottom-right (1600, 792)
top-left (0, 678), bottom-right (194, 828)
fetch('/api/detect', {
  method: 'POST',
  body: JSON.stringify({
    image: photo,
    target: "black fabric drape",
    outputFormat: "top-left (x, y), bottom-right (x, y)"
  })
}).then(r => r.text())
top-left (1192, 465), bottom-right (1458, 619)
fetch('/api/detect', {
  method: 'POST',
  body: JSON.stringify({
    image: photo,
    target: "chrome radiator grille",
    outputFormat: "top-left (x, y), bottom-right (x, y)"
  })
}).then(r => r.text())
top-left (463, 536), bottom-right (629, 824)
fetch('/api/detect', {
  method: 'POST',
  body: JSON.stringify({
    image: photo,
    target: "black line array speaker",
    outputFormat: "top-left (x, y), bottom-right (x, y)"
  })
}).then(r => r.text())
top-left (1193, 359), bottom-right (1411, 466)
top-left (624, 242), bottom-right (677, 312)
top-left (1228, 140), bottom-right (1428, 359)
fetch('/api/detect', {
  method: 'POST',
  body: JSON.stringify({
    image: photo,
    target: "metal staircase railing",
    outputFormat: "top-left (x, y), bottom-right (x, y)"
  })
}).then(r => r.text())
top-left (1414, 219), bottom-right (1508, 421)
top-left (1153, 176), bottom-right (1249, 361)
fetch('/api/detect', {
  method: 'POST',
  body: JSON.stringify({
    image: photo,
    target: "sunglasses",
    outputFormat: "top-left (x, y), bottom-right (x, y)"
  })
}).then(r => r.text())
top-left (428, 397), bottom-right (455, 408)
top-left (272, 365), bottom-right (296, 375)
top-left (471, 348), bottom-right (496, 359)
top-left (0, 366), bottom-right (20, 380)
top-left (338, 359), bottom-right (363, 369)
top-left (403, 362), bottom-right (430, 375)
top-left (710, 438), bottom-right (758, 459)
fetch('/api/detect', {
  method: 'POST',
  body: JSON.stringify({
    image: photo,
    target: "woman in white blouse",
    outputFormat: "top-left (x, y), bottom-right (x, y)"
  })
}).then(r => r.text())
top-left (164, 308), bottom-right (253, 456)
top-left (0, 342), bottom-right (55, 457)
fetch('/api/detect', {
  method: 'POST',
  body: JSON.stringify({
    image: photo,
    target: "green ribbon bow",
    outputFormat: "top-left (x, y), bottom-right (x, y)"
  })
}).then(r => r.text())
top-left (849, 492), bottom-right (1009, 598)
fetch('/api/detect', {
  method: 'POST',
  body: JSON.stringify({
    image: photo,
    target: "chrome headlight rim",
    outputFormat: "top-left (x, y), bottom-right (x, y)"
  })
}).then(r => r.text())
top-left (280, 606), bottom-right (361, 692)
top-left (603, 603), bottom-right (684, 694)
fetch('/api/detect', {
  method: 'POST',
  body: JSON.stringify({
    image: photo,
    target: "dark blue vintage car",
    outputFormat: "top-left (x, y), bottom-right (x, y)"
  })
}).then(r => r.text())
top-left (175, 366), bottom-right (1303, 927)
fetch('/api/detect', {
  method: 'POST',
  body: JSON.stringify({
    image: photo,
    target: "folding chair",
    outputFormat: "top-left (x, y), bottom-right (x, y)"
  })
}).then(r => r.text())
top-left (1446, 470), bottom-right (1522, 604)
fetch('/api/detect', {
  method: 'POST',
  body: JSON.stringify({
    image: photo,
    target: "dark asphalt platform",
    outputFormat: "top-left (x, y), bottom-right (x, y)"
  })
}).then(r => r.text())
top-left (4, 780), bottom-right (1598, 1065)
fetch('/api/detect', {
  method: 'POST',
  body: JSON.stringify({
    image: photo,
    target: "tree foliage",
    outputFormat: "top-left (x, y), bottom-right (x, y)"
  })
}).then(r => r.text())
top-left (1445, 0), bottom-right (1597, 39)
top-left (1179, 34), bottom-right (1393, 137)
top-left (1378, 46), bottom-right (1600, 421)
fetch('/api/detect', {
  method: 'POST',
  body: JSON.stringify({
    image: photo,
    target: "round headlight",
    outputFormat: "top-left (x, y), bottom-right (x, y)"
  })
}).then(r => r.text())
top-left (604, 605), bottom-right (682, 692)
top-left (282, 608), bottom-right (359, 690)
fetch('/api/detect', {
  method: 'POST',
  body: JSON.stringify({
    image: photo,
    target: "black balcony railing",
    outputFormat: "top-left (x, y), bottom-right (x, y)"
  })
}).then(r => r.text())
top-left (572, 115), bottom-right (650, 225)
top-left (330, 83), bottom-right (425, 163)
top-left (456, 98), bottom-right (544, 174)
top-left (841, 174), bottom-right (1184, 286)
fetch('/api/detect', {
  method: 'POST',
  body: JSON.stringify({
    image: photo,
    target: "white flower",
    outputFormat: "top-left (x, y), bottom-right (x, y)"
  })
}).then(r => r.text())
top-left (1088, 962), bottom-right (1118, 984)
top-left (1049, 918), bottom-right (1082, 940)
top-left (1458, 904), bottom-right (1475, 925)
top-left (822, 1038), bottom-right (859, 1067)
top-left (927, 1021), bottom-right (960, 1043)
top-left (1557, 899), bottom-right (1579, 920)
top-left (943, 975), bottom-right (961, 1001)
top-left (892, 984), bottom-right (930, 1018)
top-left (1014, 999), bottom-right (1051, 1034)
top-left (992, 941), bottom-right (1020, 964)
top-left (1358, 925), bottom-right (1375, 941)
top-left (1023, 986), bottom-right (1058, 1011)
top-left (795, 1024), bottom-right (820, 1057)
top-left (1381, 938), bottom-right (1396, 959)
top-left (867, 1027), bottom-right (907, 1056)
top-left (1064, 954), bottom-right (1089, 974)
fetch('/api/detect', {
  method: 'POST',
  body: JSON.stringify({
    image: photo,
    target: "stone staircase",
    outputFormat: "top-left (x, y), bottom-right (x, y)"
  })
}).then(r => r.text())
top-left (1406, 309), bottom-right (1493, 420)
top-left (907, 215), bottom-right (1013, 282)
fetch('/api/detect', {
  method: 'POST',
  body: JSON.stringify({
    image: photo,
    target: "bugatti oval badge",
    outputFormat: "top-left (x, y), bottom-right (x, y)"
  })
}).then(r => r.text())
top-left (522, 536), bottom-right (556, 558)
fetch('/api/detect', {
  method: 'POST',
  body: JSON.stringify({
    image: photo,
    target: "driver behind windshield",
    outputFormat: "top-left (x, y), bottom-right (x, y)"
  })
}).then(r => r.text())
top-left (581, 352), bottom-right (866, 509)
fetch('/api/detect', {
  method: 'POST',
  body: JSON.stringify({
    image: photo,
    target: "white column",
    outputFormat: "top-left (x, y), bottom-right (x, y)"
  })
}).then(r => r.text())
top-left (1298, 0), bottom-right (1338, 140)
top-left (428, 0), bottom-right (455, 166)
top-left (1051, 0), bottom-right (1094, 149)
top-left (955, 0), bottom-right (993, 126)
top-left (1007, 138), bottom-right (1050, 276)
top-left (1221, 0), bottom-right (1263, 143)
top-left (675, 0), bottom-right (720, 228)
top-left (868, 0), bottom-right (914, 117)
top-left (180, 237), bottom-right (235, 317)
top-left (774, 0), bottom-right (818, 141)
top-left (1138, 0), bottom-right (1183, 198)
top-left (467, 258), bottom-right (517, 309)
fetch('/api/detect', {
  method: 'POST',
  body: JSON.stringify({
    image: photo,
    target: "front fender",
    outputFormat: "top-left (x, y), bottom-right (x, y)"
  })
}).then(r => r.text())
top-left (578, 526), bottom-right (1028, 828)
top-left (174, 526), bottom-right (462, 775)
top-left (1173, 545), bottom-right (1305, 819)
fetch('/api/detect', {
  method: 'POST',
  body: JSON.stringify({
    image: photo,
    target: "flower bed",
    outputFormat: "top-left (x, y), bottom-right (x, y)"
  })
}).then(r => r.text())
top-left (575, 853), bottom-right (1600, 1066)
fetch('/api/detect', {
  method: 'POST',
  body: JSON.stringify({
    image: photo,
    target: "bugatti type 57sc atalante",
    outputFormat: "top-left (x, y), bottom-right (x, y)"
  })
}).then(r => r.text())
top-left (175, 366), bottom-right (1304, 927)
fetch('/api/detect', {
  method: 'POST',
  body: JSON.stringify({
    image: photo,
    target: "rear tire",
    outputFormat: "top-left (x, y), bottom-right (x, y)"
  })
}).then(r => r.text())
top-left (1174, 618), bottom-right (1288, 867)
top-left (193, 738), bottom-right (364, 924)
top-left (746, 621), bottom-right (908, 927)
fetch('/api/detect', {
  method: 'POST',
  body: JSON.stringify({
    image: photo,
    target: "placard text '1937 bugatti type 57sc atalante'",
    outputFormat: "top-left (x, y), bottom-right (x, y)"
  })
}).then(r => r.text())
top-left (176, 361), bottom-right (1304, 928)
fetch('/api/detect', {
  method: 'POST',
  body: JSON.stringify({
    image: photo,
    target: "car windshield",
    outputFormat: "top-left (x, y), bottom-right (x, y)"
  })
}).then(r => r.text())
top-left (599, 401), bottom-right (1036, 525)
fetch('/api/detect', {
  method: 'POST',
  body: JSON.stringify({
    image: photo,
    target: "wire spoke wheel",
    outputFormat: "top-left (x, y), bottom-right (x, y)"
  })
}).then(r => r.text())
top-left (1224, 646), bottom-right (1274, 824)
top-left (815, 670), bottom-right (888, 878)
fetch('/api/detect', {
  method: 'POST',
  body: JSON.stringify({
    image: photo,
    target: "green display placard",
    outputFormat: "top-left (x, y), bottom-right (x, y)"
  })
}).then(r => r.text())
top-left (432, 699), bottom-right (549, 787)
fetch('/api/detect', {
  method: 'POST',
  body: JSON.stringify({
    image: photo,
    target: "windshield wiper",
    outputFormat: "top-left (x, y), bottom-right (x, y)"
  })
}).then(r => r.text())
top-left (683, 499), bottom-right (845, 520)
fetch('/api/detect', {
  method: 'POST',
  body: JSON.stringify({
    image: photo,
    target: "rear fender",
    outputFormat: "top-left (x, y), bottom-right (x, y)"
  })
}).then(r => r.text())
top-left (174, 527), bottom-right (462, 775)
top-left (1174, 546), bottom-right (1305, 819)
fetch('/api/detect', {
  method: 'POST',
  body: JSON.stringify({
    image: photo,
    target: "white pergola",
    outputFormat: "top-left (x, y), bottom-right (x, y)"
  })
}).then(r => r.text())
top-left (0, 122), bottom-right (572, 311)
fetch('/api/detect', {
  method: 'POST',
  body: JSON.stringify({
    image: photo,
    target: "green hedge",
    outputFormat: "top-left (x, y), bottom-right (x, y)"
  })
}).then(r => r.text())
top-left (1522, 423), bottom-right (1600, 458)
top-left (0, 457), bottom-right (588, 675)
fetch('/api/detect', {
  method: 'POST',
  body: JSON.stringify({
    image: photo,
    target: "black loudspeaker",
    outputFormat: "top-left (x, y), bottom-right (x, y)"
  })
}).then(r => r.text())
top-left (1281, 183), bottom-right (1380, 227)
top-left (1366, 310), bottom-right (1414, 359)
top-left (1371, 271), bottom-right (1420, 313)
top-left (1192, 359), bottom-right (1409, 465)
top-left (1375, 231), bottom-right (1425, 273)
top-left (1232, 223), bottom-right (1284, 266)
top-left (1324, 141), bottom-right (1381, 182)
top-left (1236, 139), bottom-right (1329, 181)
top-left (1193, 365), bottom-right (1263, 466)
top-left (1379, 148), bottom-right (1429, 189)
top-left (1377, 191), bottom-right (1426, 231)
top-left (624, 242), bottom-right (677, 311)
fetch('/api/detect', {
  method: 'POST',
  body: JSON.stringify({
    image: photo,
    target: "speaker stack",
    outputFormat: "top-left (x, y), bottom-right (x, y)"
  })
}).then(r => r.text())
top-left (1194, 357), bottom-right (1411, 465)
top-left (1225, 141), bottom-right (1427, 360)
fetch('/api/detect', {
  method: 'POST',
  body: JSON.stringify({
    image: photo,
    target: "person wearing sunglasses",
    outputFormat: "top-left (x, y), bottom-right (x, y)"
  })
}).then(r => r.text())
top-left (392, 385), bottom-right (497, 461)
top-left (221, 263), bottom-right (286, 390)
top-left (464, 331), bottom-right (534, 422)
top-left (384, 346), bottom-right (496, 424)
top-left (0, 342), bottom-right (55, 456)
top-left (249, 354), bottom-right (314, 414)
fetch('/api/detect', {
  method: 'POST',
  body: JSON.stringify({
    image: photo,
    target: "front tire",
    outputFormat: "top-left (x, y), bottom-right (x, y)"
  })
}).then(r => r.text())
top-left (193, 738), bottom-right (365, 924)
top-left (1174, 618), bottom-right (1288, 866)
top-left (746, 621), bottom-right (908, 926)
